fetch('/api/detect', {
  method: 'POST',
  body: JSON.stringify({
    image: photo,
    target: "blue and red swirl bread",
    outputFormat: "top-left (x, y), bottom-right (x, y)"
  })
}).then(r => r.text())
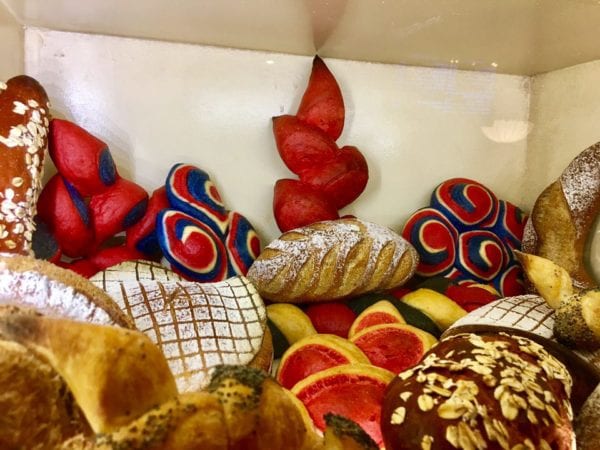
top-left (402, 178), bottom-right (528, 296)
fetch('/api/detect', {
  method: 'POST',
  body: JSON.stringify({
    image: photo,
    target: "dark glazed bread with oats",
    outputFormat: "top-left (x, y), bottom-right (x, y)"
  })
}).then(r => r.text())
top-left (381, 333), bottom-right (574, 450)
top-left (246, 218), bottom-right (418, 303)
top-left (0, 75), bottom-right (51, 255)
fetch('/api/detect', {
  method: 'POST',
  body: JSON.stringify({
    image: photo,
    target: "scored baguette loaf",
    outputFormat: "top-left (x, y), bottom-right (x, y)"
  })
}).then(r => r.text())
top-left (247, 218), bottom-right (418, 303)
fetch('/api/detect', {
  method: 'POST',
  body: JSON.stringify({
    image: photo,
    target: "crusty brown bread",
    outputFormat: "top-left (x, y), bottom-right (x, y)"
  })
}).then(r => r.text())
top-left (381, 332), bottom-right (575, 450)
top-left (522, 142), bottom-right (600, 290)
top-left (0, 75), bottom-right (51, 255)
top-left (576, 382), bottom-right (600, 450)
top-left (247, 218), bottom-right (418, 303)
top-left (0, 254), bottom-right (133, 327)
top-left (0, 311), bottom-right (178, 434)
top-left (0, 339), bottom-right (90, 449)
top-left (90, 266), bottom-right (270, 392)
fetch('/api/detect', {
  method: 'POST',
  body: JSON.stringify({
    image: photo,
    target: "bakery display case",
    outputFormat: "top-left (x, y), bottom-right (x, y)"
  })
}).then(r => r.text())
top-left (2, 0), bottom-right (600, 244)
top-left (2, 1), bottom-right (600, 448)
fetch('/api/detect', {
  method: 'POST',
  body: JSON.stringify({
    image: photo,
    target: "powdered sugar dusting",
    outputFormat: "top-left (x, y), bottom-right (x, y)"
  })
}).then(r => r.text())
top-left (247, 218), bottom-right (416, 299)
top-left (561, 143), bottom-right (600, 237)
top-left (92, 274), bottom-right (266, 392)
top-left (0, 269), bottom-right (115, 324)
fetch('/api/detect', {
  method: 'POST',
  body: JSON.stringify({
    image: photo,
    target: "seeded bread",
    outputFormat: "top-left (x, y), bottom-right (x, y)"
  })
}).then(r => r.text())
top-left (381, 332), bottom-right (574, 450)
top-left (247, 218), bottom-right (418, 303)
top-left (0, 75), bottom-right (51, 255)
top-left (522, 142), bottom-right (600, 289)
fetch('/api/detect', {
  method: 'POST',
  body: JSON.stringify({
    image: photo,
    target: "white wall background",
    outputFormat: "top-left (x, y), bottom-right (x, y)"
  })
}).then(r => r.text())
top-left (0, 3), bottom-right (22, 79)
top-left (23, 28), bottom-right (531, 244)
top-left (525, 60), bottom-right (600, 207)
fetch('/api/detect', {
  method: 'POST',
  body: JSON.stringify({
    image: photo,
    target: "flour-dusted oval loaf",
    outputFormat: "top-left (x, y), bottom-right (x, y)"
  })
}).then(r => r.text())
top-left (246, 218), bottom-right (418, 303)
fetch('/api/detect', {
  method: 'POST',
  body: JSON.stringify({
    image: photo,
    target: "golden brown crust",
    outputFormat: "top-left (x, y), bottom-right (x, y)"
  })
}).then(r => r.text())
top-left (523, 142), bottom-right (600, 289)
top-left (0, 312), bottom-right (178, 434)
top-left (248, 325), bottom-right (274, 373)
top-left (0, 254), bottom-right (133, 328)
top-left (0, 75), bottom-right (51, 255)
top-left (0, 340), bottom-right (89, 449)
top-left (247, 218), bottom-right (418, 303)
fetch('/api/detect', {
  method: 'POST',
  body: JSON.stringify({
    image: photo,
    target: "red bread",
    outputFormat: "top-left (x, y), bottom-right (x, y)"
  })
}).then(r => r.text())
top-left (37, 174), bottom-right (94, 258)
top-left (299, 145), bottom-right (368, 209)
top-left (381, 332), bottom-right (574, 450)
top-left (0, 75), bottom-right (51, 255)
top-left (125, 185), bottom-right (169, 256)
top-left (49, 119), bottom-right (118, 196)
top-left (296, 55), bottom-right (345, 141)
top-left (272, 115), bottom-right (338, 175)
top-left (89, 178), bottom-right (148, 247)
top-left (273, 179), bottom-right (339, 232)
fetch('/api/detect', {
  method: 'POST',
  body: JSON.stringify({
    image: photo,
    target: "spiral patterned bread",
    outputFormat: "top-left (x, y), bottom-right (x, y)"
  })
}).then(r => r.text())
top-left (246, 218), bottom-right (418, 303)
top-left (522, 142), bottom-right (600, 289)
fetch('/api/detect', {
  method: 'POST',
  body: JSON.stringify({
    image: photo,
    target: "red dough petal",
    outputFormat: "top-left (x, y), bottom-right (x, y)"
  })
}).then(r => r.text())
top-left (88, 245), bottom-right (147, 272)
top-left (273, 179), bottom-right (339, 232)
top-left (296, 55), bottom-right (345, 141)
top-left (444, 283), bottom-right (500, 312)
top-left (272, 115), bottom-right (338, 175)
top-left (49, 119), bottom-right (118, 196)
top-left (57, 258), bottom-right (99, 279)
top-left (126, 186), bottom-right (169, 255)
top-left (300, 145), bottom-right (368, 209)
top-left (304, 302), bottom-right (357, 338)
top-left (36, 174), bottom-right (95, 258)
top-left (89, 178), bottom-right (148, 247)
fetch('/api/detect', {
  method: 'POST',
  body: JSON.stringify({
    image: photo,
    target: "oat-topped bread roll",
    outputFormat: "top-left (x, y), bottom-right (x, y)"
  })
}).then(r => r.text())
top-left (90, 261), bottom-right (270, 392)
top-left (0, 254), bottom-right (132, 327)
top-left (0, 75), bottom-right (51, 255)
top-left (381, 332), bottom-right (575, 450)
top-left (522, 142), bottom-right (600, 289)
top-left (247, 218), bottom-right (418, 303)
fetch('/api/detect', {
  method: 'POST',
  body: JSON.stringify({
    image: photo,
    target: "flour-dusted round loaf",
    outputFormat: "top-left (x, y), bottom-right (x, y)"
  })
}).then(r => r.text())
top-left (522, 142), bottom-right (600, 289)
top-left (246, 218), bottom-right (418, 303)
top-left (381, 332), bottom-right (575, 450)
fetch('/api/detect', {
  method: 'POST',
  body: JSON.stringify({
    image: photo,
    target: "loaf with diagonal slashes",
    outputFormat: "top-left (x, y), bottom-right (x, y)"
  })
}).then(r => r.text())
top-left (247, 218), bottom-right (418, 303)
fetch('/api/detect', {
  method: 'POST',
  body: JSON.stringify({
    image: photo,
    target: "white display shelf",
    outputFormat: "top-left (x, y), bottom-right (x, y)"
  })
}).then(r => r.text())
top-left (1, 1), bottom-right (600, 244)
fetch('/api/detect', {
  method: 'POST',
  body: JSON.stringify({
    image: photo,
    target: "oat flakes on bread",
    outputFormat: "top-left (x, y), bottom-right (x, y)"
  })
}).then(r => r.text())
top-left (246, 218), bottom-right (418, 303)
top-left (0, 75), bottom-right (51, 255)
top-left (0, 253), bottom-right (133, 327)
top-left (522, 141), bottom-right (600, 289)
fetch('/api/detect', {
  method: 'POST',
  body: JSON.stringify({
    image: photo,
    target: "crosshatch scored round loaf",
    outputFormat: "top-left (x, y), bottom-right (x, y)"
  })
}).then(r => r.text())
top-left (90, 260), bottom-right (267, 392)
top-left (246, 218), bottom-right (419, 303)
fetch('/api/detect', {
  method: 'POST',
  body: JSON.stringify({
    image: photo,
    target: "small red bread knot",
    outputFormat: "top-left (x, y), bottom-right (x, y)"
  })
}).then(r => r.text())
top-left (272, 56), bottom-right (369, 232)
top-left (37, 118), bottom-right (151, 274)
top-left (0, 75), bottom-right (51, 255)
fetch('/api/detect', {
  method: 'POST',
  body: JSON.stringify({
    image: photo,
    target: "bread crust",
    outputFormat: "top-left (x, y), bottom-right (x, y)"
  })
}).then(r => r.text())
top-left (0, 75), bottom-right (51, 255)
top-left (0, 339), bottom-right (89, 449)
top-left (0, 254), bottom-right (133, 327)
top-left (247, 218), bottom-right (418, 303)
top-left (381, 332), bottom-right (574, 450)
top-left (523, 142), bottom-right (600, 289)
